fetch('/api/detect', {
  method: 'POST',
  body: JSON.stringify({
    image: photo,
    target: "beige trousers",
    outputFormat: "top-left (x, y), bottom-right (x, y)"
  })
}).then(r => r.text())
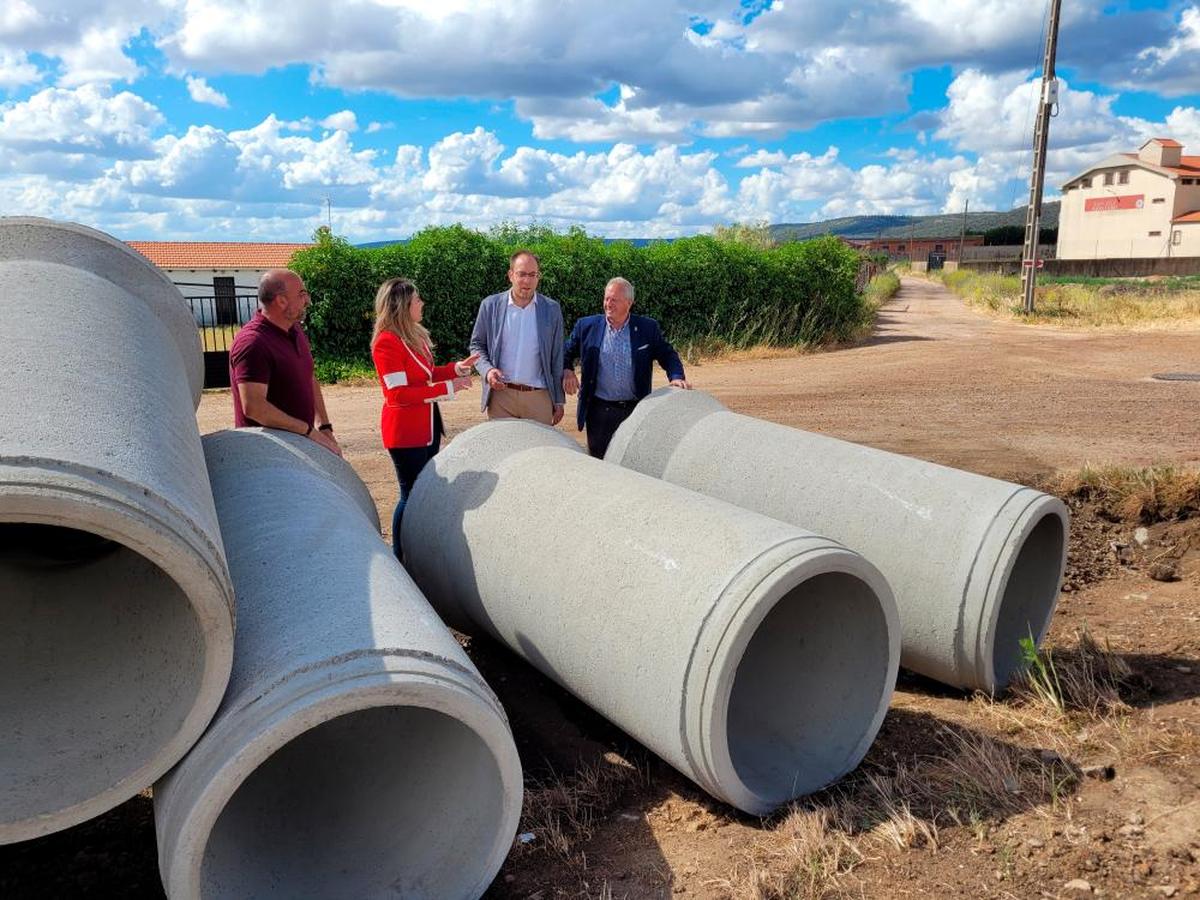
top-left (486, 387), bottom-right (554, 425)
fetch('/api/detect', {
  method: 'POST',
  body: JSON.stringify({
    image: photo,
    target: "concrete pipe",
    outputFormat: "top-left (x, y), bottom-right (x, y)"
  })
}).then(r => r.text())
top-left (155, 429), bottom-right (522, 899)
top-left (0, 219), bottom-right (234, 843)
top-left (401, 420), bottom-right (899, 816)
top-left (605, 389), bottom-right (1070, 693)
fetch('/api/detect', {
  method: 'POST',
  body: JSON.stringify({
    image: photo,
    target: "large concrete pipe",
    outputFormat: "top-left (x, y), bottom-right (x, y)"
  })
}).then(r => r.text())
top-left (605, 389), bottom-right (1069, 693)
top-left (0, 219), bottom-right (234, 843)
top-left (401, 420), bottom-right (899, 816)
top-left (155, 429), bottom-right (522, 899)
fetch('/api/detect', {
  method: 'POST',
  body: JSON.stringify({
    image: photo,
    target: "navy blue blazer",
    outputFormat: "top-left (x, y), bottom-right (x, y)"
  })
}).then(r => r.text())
top-left (563, 314), bottom-right (685, 430)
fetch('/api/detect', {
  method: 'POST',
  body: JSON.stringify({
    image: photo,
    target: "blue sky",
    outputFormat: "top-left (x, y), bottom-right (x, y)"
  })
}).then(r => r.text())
top-left (1, 0), bottom-right (1198, 240)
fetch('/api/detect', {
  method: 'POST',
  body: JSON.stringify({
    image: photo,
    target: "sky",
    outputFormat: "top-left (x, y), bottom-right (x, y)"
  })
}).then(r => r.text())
top-left (1, 0), bottom-right (1199, 241)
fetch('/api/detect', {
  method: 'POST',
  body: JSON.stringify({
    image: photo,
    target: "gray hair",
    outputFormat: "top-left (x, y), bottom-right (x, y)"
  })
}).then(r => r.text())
top-left (606, 276), bottom-right (634, 301)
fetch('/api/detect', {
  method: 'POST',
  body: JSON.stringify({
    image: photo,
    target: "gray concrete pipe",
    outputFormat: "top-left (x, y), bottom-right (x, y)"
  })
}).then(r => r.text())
top-left (0, 218), bottom-right (234, 843)
top-left (154, 429), bottom-right (522, 899)
top-left (605, 389), bottom-right (1070, 693)
top-left (400, 420), bottom-right (899, 816)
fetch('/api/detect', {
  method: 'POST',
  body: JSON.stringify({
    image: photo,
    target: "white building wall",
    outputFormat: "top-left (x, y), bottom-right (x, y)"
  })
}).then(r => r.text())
top-left (1057, 166), bottom-right (1179, 259)
top-left (1174, 223), bottom-right (1200, 257)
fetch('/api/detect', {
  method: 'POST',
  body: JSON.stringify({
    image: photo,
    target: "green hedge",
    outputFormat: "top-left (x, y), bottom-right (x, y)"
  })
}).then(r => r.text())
top-left (291, 226), bottom-right (870, 368)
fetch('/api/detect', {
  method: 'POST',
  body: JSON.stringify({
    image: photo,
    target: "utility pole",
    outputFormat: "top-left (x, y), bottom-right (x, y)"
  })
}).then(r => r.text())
top-left (957, 199), bottom-right (969, 267)
top-left (1020, 0), bottom-right (1062, 314)
top-left (908, 220), bottom-right (915, 265)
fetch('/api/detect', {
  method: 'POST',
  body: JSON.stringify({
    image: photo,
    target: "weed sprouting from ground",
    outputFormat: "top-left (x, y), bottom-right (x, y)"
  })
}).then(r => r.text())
top-left (1012, 629), bottom-right (1132, 721)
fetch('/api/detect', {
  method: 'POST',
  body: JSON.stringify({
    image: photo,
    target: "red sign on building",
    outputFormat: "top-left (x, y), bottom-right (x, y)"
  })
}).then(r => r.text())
top-left (1084, 194), bottom-right (1144, 212)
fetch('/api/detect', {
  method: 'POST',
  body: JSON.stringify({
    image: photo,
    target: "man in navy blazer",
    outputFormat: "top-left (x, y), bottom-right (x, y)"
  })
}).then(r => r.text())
top-left (563, 276), bottom-right (690, 458)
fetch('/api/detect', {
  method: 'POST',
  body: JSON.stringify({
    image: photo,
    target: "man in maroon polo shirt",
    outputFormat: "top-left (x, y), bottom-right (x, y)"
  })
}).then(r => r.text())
top-left (229, 268), bottom-right (341, 456)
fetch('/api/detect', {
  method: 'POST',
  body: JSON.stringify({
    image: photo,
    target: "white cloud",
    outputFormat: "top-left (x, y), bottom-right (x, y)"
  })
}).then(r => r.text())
top-left (0, 84), bottom-right (162, 159)
top-left (319, 109), bottom-right (358, 132)
top-left (0, 49), bottom-right (41, 90)
top-left (365, 120), bottom-right (391, 134)
top-left (1132, 5), bottom-right (1200, 96)
top-left (735, 150), bottom-right (788, 168)
top-left (186, 75), bottom-right (229, 108)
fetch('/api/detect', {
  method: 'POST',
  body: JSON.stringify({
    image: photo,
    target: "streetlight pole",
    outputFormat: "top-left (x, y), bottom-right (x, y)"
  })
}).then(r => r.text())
top-left (1020, 0), bottom-right (1062, 314)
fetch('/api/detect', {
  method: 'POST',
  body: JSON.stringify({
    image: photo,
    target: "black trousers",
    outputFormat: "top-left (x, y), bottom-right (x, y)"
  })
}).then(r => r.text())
top-left (585, 397), bottom-right (638, 459)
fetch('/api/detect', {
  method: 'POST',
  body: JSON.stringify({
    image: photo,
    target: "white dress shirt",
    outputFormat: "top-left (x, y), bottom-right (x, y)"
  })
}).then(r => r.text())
top-left (497, 292), bottom-right (545, 387)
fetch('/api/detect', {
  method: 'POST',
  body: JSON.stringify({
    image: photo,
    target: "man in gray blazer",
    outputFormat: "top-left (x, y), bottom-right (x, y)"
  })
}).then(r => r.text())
top-left (468, 249), bottom-right (565, 426)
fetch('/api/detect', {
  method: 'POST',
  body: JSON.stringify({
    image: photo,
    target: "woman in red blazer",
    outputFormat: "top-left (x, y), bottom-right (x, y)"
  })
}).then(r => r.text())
top-left (371, 277), bottom-right (477, 559)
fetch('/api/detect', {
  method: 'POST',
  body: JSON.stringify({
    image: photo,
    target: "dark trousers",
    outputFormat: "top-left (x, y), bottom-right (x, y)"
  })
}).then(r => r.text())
top-left (387, 410), bottom-right (443, 560)
top-left (585, 397), bottom-right (638, 459)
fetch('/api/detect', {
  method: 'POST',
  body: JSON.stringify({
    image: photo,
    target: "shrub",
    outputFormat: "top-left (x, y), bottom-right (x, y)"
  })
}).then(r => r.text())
top-left (291, 225), bottom-right (871, 372)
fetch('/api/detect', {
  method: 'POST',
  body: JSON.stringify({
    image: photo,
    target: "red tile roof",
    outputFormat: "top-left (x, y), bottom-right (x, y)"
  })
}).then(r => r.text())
top-left (1174, 210), bottom-right (1200, 224)
top-left (1146, 137), bottom-right (1183, 148)
top-left (1120, 153), bottom-right (1200, 176)
top-left (125, 241), bottom-right (313, 269)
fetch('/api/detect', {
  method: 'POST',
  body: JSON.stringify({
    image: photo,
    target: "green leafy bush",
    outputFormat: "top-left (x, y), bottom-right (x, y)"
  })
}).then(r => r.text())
top-left (290, 226), bottom-right (871, 373)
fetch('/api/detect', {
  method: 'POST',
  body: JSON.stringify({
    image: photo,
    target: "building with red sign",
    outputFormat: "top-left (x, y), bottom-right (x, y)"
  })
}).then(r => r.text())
top-left (1056, 138), bottom-right (1200, 259)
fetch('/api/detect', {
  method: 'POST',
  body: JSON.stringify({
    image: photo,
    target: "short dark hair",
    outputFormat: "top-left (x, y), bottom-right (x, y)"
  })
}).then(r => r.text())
top-left (258, 270), bottom-right (290, 308)
top-left (508, 249), bottom-right (540, 270)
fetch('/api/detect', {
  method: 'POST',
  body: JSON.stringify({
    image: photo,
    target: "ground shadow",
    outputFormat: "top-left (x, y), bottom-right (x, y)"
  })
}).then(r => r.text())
top-left (0, 794), bottom-right (163, 899)
top-left (469, 630), bottom-right (1089, 897)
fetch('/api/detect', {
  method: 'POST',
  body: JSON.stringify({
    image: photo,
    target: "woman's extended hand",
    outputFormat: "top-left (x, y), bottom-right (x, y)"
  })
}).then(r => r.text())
top-left (454, 353), bottom-right (481, 377)
top-left (453, 375), bottom-right (473, 392)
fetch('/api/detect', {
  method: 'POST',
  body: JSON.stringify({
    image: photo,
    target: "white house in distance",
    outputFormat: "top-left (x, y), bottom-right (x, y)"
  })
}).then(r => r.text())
top-left (1056, 138), bottom-right (1200, 260)
top-left (125, 241), bottom-right (313, 325)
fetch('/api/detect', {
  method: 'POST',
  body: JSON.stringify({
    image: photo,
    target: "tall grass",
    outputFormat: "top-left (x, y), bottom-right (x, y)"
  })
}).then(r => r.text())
top-left (934, 269), bottom-right (1200, 326)
top-left (1052, 464), bottom-right (1200, 522)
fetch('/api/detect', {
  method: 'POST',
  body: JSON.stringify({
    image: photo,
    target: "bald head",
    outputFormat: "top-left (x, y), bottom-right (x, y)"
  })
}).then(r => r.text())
top-left (258, 269), bottom-right (297, 309)
top-left (258, 269), bottom-right (309, 328)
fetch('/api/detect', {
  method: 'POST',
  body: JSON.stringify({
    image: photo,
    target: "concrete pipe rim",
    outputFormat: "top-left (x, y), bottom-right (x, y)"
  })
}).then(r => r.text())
top-left (972, 493), bottom-right (1070, 694)
top-left (161, 666), bottom-right (522, 899)
top-left (0, 217), bottom-right (204, 404)
top-left (690, 544), bottom-right (900, 816)
top-left (0, 481), bottom-right (233, 843)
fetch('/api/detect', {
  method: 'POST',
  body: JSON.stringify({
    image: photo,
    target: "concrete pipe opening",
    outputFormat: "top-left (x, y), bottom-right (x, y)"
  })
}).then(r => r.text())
top-left (200, 705), bottom-right (509, 899)
top-left (0, 523), bottom-right (206, 827)
top-left (988, 510), bottom-right (1068, 689)
top-left (724, 570), bottom-right (894, 805)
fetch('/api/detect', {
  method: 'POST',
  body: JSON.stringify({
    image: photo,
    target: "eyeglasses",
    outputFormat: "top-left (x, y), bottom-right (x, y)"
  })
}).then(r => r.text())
top-left (513, 270), bottom-right (540, 278)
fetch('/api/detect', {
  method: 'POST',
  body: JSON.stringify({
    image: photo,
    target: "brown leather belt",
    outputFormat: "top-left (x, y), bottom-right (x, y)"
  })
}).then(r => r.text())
top-left (503, 382), bottom-right (543, 392)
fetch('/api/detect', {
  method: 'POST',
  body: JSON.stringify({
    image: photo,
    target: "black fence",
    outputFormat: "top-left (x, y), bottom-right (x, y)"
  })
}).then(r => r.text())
top-left (185, 288), bottom-right (258, 389)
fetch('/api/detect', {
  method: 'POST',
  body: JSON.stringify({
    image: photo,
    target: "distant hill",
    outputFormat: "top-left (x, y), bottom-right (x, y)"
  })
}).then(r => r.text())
top-left (771, 202), bottom-right (1060, 242)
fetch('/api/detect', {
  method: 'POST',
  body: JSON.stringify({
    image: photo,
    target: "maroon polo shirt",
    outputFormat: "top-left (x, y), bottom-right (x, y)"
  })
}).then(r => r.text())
top-left (229, 311), bottom-right (316, 428)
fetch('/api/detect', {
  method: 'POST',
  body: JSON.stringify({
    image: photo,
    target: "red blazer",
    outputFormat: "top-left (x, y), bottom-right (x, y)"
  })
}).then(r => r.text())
top-left (372, 331), bottom-right (459, 448)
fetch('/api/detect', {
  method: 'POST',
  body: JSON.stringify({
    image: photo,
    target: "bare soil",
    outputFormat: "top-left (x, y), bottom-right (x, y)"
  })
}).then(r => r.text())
top-left (3, 278), bottom-right (1199, 898)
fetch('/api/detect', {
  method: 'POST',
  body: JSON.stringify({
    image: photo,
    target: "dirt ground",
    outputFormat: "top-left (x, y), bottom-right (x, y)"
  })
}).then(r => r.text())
top-left (3, 277), bottom-right (1199, 898)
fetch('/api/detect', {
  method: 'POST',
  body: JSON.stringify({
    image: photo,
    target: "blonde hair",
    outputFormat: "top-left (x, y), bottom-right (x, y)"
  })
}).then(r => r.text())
top-left (372, 278), bottom-right (432, 353)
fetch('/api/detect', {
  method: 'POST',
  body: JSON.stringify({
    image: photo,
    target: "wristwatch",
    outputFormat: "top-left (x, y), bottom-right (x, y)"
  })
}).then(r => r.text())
top-left (318, 423), bottom-right (334, 432)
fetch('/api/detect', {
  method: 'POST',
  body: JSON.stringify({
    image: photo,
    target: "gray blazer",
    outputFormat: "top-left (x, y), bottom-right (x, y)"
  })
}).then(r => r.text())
top-left (469, 290), bottom-right (565, 411)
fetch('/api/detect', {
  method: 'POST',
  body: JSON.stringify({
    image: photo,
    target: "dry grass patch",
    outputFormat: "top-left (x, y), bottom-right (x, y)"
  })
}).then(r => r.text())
top-left (717, 725), bottom-right (1076, 899)
top-left (716, 806), bottom-right (864, 900)
top-left (515, 753), bottom-right (644, 863)
top-left (1052, 464), bottom-right (1200, 523)
top-left (933, 270), bottom-right (1200, 327)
